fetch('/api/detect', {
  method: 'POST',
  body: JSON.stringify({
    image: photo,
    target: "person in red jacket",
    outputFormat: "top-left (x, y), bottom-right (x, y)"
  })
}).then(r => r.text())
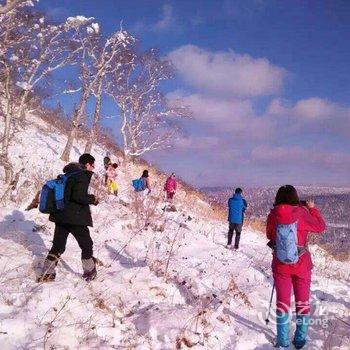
top-left (266, 185), bottom-right (326, 349)
top-left (164, 173), bottom-right (177, 201)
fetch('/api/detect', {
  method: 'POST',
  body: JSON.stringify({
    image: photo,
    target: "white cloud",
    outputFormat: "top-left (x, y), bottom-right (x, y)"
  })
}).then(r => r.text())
top-left (266, 98), bottom-right (289, 116)
top-left (251, 145), bottom-right (350, 171)
top-left (293, 98), bottom-right (338, 119)
top-left (154, 4), bottom-right (173, 31)
top-left (133, 4), bottom-right (174, 33)
top-left (168, 92), bottom-right (271, 138)
top-left (268, 97), bottom-right (341, 120)
top-left (175, 135), bottom-right (220, 150)
top-left (167, 45), bottom-right (286, 97)
top-left (266, 97), bottom-right (350, 138)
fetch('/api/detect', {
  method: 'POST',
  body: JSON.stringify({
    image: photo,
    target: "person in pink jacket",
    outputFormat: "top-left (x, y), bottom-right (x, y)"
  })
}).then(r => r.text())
top-left (164, 173), bottom-right (177, 201)
top-left (266, 185), bottom-right (326, 349)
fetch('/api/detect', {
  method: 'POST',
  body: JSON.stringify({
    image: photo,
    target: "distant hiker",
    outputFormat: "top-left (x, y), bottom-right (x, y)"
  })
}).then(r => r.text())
top-left (141, 169), bottom-right (151, 195)
top-left (266, 185), bottom-right (325, 349)
top-left (106, 163), bottom-right (118, 196)
top-left (226, 188), bottom-right (247, 250)
top-left (103, 152), bottom-right (111, 170)
top-left (38, 153), bottom-right (99, 282)
top-left (164, 173), bottom-right (177, 201)
top-left (132, 169), bottom-right (151, 195)
top-left (103, 152), bottom-right (112, 185)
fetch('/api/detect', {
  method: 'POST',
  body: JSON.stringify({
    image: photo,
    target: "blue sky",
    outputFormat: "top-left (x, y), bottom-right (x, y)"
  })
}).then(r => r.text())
top-left (37, 0), bottom-right (350, 187)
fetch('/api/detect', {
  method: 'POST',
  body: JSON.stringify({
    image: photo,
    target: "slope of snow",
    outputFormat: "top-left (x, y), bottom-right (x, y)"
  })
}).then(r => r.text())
top-left (0, 115), bottom-right (349, 349)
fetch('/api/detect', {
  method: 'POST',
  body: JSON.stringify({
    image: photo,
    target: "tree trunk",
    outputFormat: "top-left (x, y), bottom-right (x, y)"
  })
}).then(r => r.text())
top-left (0, 68), bottom-right (14, 184)
top-left (85, 79), bottom-right (103, 154)
top-left (25, 190), bottom-right (40, 210)
top-left (17, 90), bottom-right (29, 121)
top-left (1, 100), bottom-right (14, 184)
top-left (0, 152), bottom-right (13, 184)
top-left (1, 167), bottom-right (23, 202)
top-left (61, 86), bottom-right (91, 162)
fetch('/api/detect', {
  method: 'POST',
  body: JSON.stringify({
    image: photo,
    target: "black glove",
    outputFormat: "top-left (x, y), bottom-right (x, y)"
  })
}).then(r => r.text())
top-left (267, 240), bottom-right (275, 250)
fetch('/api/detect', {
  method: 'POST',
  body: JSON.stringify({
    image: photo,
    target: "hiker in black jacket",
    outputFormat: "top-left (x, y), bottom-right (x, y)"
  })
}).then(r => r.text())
top-left (38, 154), bottom-right (99, 282)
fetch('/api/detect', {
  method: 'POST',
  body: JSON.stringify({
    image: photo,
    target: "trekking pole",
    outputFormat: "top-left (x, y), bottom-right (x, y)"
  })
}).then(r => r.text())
top-left (265, 281), bottom-right (275, 325)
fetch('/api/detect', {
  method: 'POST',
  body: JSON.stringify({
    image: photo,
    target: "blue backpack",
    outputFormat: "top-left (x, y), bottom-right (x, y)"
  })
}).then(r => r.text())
top-left (39, 171), bottom-right (81, 214)
top-left (275, 222), bottom-right (299, 264)
top-left (132, 178), bottom-right (145, 192)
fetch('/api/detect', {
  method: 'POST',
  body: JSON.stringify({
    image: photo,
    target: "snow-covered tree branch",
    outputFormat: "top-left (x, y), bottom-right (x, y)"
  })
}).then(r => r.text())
top-left (0, 0), bottom-right (26, 15)
top-left (60, 27), bottom-right (135, 161)
top-left (0, 10), bottom-right (94, 182)
top-left (109, 49), bottom-right (190, 159)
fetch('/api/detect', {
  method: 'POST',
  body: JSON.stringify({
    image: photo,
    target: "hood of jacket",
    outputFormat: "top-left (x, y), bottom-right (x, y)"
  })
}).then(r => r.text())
top-left (231, 193), bottom-right (242, 201)
top-left (270, 204), bottom-right (300, 225)
top-left (63, 162), bottom-right (83, 174)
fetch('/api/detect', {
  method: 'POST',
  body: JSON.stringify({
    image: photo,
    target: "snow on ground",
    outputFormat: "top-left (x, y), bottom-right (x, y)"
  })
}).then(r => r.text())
top-left (0, 115), bottom-right (349, 349)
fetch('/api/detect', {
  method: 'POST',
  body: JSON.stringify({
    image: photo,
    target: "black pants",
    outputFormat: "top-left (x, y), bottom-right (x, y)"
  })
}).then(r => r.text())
top-left (228, 223), bottom-right (243, 248)
top-left (47, 224), bottom-right (93, 261)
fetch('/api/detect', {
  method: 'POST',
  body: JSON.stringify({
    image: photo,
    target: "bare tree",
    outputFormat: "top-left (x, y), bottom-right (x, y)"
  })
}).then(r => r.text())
top-left (14, 15), bottom-right (93, 122)
top-left (0, 63), bottom-right (17, 183)
top-left (109, 49), bottom-right (189, 159)
top-left (0, 11), bottom-right (91, 184)
top-left (0, 2), bottom-right (34, 183)
top-left (84, 76), bottom-right (103, 154)
top-left (60, 28), bottom-right (135, 161)
top-left (0, 0), bottom-right (25, 15)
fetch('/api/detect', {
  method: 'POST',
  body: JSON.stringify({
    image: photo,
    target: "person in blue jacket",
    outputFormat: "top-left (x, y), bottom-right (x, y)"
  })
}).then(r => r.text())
top-left (227, 188), bottom-right (247, 250)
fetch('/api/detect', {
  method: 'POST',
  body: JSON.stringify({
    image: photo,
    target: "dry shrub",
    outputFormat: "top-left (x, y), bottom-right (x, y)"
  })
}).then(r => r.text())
top-left (333, 251), bottom-right (350, 262)
top-left (176, 336), bottom-right (198, 349)
top-left (204, 203), bottom-right (226, 221)
top-left (130, 188), bottom-right (166, 231)
top-left (246, 217), bottom-right (266, 233)
top-left (149, 286), bottom-right (167, 298)
top-left (32, 165), bottom-right (56, 190)
top-left (89, 172), bottom-right (109, 202)
top-left (226, 278), bottom-right (252, 308)
top-left (37, 106), bottom-right (72, 134)
top-left (93, 297), bottom-right (108, 310)
top-left (15, 179), bottom-right (34, 204)
top-left (309, 238), bottom-right (350, 262)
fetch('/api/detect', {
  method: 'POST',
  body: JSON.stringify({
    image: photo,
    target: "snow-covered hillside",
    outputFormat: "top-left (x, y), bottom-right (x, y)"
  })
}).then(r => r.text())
top-left (0, 115), bottom-right (349, 349)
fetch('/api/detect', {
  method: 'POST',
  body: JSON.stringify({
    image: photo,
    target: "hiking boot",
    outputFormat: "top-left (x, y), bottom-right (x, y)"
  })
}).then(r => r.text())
top-left (82, 257), bottom-right (97, 281)
top-left (83, 267), bottom-right (97, 281)
top-left (37, 273), bottom-right (56, 283)
top-left (225, 244), bottom-right (232, 249)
